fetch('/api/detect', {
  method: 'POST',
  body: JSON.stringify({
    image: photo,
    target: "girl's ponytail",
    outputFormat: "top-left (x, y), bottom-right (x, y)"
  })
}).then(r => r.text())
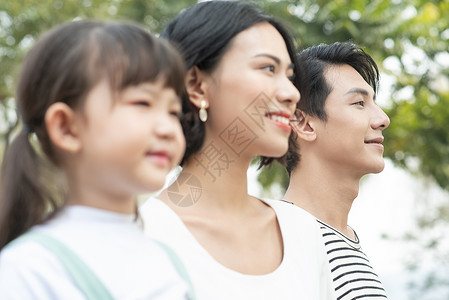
top-left (0, 130), bottom-right (60, 250)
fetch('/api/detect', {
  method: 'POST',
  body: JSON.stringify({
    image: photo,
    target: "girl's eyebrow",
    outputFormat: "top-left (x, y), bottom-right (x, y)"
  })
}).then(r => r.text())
top-left (139, 84), bottom-right (181, 105)
top-left (253, 53), bottom-right (294, 70)
top-left (139, 85), bottom-right (159, 96)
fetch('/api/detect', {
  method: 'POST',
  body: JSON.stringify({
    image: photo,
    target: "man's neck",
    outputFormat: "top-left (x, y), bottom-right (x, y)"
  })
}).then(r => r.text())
top-left (283, 165), bottom-right (360, 238)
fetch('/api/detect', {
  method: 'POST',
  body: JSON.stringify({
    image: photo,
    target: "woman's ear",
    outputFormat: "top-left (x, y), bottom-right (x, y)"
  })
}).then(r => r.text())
top-left (290, 109), bottom-right (317, 142)
top-left (45, 102), bottom-right (82, 153)
top-left (185, 66), bottom-right (209, 109)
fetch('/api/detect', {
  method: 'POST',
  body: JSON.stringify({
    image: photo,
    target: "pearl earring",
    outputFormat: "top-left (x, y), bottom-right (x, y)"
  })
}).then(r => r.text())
top-left (199, 100), bottom-right (208, 122)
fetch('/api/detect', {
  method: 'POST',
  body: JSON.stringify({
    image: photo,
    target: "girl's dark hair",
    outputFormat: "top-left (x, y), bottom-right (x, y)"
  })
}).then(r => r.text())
top-left (284, 42), bottom-right (380, 174)
top-left (0, 20), bottom-right (185, 249)
top-left (161, 0), bottom-right (299, 165)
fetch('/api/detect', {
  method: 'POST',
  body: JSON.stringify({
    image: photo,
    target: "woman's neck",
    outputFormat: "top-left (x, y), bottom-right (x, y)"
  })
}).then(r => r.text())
top-left (160, 147), bottom-right (255, 214)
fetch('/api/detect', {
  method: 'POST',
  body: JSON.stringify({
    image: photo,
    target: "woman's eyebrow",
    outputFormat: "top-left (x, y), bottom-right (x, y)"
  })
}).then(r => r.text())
top-left (253, 53), bottom-right (294, 69)
top-left (253, 53), bottom-right (280, 65)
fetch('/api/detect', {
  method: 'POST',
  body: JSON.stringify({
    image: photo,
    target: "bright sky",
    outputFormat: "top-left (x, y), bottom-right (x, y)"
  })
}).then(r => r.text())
top-left (248, 157), bottom-right (449, 299)
top-left (349, 160), bottom-right (417, 299)
top-left (159, 150), bottom-right (447, 298)
top-left (350, 159), bottom-right (449, 299)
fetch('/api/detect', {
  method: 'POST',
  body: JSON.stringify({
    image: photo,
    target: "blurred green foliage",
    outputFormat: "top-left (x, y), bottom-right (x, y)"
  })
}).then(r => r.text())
top-left (1, 0), bottom-right (448, 191)
top-left (256, 0), bottom-right (449, 194)
top-left (0, 0), bottom-right (196, 154)
top-left (0, 1), bottom-right (448, 296)
top-left (255, 2), bottom-right (449, 296)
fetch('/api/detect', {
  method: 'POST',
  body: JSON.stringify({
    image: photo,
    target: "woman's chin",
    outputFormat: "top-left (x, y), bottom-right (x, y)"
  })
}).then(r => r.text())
top-left (258, 145), bottom-right (288, 159)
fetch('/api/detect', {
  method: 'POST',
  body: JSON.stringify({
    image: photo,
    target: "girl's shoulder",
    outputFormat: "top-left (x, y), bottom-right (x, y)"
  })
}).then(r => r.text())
top-left (0, 217), bottom-right (192, 300)
top-left (0, 232), bottom-right (86, 299)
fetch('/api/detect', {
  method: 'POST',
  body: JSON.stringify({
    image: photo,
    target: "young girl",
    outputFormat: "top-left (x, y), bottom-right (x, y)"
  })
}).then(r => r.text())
top-left (0, 20), bottom-right (193, 299)
top-left (141, 1), bottom-right (335, 299)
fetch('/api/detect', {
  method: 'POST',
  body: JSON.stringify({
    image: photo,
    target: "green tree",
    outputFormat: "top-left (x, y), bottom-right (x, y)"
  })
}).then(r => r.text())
top-left (254, 1), bottom-right (449, 297)
top-left (2, 1), bottom-right (447, 193)
top-left (0, 0), bottom-right (196, 154)
top-left (0, 0), bottom-right (112, 153)
top-left (1, 0), bottom-right (448, 296)
top-left (255, 0), bottom-right (449, 192)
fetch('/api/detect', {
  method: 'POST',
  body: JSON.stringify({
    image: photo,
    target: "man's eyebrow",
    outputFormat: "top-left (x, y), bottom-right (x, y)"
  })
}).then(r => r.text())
top-left (253, 53), bottom-right (294, 69)
top-left (345, 87), bottom-right (377, 101)
top-left (345, 87), bottom-right (369, 96)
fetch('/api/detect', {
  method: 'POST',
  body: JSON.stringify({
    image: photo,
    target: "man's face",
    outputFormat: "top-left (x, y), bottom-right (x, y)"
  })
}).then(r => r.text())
top-left (311, 64), bottom-right (390, 177)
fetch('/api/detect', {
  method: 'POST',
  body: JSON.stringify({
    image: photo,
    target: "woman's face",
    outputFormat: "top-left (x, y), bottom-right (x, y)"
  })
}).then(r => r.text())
top-left (201, 22), bottom-right (300, 160)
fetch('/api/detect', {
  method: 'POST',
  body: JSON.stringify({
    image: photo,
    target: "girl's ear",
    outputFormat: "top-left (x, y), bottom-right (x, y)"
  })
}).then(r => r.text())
top-left (45, 102), bottom-right (82, 153)
top-left (185, 66), bottom-right (209, 110)
top-left (290, 109), bottom-right (317, 142)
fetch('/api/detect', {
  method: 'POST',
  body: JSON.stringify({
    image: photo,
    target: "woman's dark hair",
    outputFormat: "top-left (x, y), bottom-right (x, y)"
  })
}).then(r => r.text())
top-left (0, 20), bottom-right (185, 249)
top-left (161, 0), bottom-right (299, 165)
top-left (283, 42), bottom-right (380, 174)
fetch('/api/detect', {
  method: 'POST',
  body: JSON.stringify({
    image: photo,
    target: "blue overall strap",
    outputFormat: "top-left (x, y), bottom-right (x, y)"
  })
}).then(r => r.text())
top-left (154, 241), bottom-right (197, 300)
top-left (12, 232), bottom-right (114, 300)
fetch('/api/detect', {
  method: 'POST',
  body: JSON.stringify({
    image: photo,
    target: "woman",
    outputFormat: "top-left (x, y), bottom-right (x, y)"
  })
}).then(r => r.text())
top-left (141, 2), bottom-right (334, 299)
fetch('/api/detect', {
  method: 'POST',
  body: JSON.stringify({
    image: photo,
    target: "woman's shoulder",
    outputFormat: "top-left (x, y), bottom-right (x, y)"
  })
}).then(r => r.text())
top-left (259, 198), bottom-right (324, 246)
top-left (140, 197), bottom-right (180, 227)
top-left (140, 197), bottom-right (192, 243)
top-left (260, 198), bottom-right (318, 224)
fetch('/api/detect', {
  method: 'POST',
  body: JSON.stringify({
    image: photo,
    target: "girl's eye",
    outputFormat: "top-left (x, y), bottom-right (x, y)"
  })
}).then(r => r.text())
top-left (134, 101), bottom-right (150, 107)
top-left (353, 101), bottom-right (365, 107)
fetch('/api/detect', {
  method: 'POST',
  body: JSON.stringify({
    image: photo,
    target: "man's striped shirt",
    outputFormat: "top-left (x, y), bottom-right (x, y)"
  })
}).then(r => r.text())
top-left (317, 220), bottom-right (388, 300)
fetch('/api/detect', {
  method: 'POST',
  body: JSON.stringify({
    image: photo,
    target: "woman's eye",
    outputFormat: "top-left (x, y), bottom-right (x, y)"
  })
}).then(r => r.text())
top-left (353, 101), bottom-right (365, 107)
top-left (288, 73), bottom-right (296, 81)
top-left (262, 65), bottom-right (275, 73)
top-left (170, 110), bottom-right (182, 119)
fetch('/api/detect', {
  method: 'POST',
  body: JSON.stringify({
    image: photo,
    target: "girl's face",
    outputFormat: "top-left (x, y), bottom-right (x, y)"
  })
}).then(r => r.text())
top-left (201, 22), bottom-right (300, 160)
top-left (74, 79), bottom-right (185, 196)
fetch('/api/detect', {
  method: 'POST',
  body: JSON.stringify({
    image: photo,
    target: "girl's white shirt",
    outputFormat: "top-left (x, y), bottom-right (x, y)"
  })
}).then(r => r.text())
top-left (141, 197), bottom-right (335, 300)
top-left (0, 205), bottom-right (190, 300)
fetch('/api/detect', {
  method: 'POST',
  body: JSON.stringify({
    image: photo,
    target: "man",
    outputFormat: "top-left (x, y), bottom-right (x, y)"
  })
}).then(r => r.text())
top-left (283, 42), bottom-right (390, 299)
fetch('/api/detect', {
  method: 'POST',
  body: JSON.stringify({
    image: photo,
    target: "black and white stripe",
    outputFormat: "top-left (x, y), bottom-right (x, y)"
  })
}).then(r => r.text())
top-left (317, 220), bottom-right (388, 300)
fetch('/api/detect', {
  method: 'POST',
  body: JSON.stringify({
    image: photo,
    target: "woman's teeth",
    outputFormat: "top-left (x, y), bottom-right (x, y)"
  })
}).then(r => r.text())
top-left (268, 115), bottom-right (290, 125)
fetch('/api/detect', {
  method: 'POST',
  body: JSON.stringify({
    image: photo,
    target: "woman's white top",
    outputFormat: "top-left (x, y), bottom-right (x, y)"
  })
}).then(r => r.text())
top-left (141, 198), bottom-right (335, 300)
top-left (0, 205), bottom-right (190, 299)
